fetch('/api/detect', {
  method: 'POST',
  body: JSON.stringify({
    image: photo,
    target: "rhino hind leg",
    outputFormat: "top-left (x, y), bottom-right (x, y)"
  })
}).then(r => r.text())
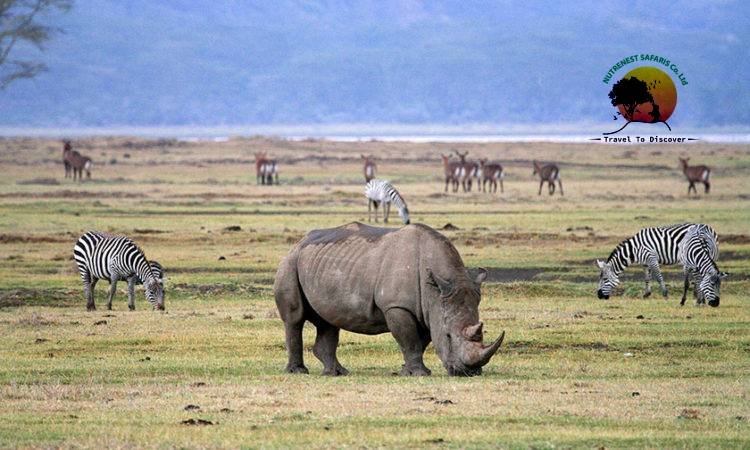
top-left (385, 308), bottom-right (431, 376)
top-left (312, 322), bottom-right (349, 376)
top-left (274, 256), bottom-right (309, 374)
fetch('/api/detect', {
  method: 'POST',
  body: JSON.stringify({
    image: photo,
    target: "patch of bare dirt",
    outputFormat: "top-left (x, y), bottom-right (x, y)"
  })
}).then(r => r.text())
top-left (16, 178), bottom-right (59, 185)
top-left (723, 234), bottom-right (750, 245)
top-left (0, 234), bottom-right (71, 244)
top-left (0, 190), bottom-right (142, 199)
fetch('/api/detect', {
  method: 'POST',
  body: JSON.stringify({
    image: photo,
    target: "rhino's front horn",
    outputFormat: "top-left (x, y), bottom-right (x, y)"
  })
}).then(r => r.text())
top-left (463, 330), bottom-right (505, 368)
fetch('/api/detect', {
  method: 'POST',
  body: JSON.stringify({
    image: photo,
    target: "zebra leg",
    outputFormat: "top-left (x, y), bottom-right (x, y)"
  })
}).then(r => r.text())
top-left (127, 277), bottom-right (137, 311)
top-left (312, 322), bottom-right (348, 376)
top-left (643, 266), bottom-right (652, 298)
top-left (367, 200), bottom-right (372, 222)
top-left (384, 203), bottom-right (390, 223)
top-left (385, 307), bottom-right (431, 376)
top-left (84, 274), bottom-right (97, 310)
top-left (649, 263), bottom-right (668, 298)
top-left (106, 278), bottom-right (118, 310)
top-left (680, 271), bottom-right (690, 306)
top-left (373, 201), bottom-right (379, 223)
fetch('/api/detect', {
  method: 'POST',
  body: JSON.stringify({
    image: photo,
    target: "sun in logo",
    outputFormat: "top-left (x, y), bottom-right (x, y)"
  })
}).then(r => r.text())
top-left (606, 66), bottom-right (677, 134)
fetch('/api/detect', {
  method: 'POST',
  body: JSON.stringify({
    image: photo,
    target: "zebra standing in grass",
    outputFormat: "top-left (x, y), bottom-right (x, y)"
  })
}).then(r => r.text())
top-left (596, 223), bottom-right (717, 300)
top-left (73, 231), bottom-right (165, 311)
top-left (678, 224), bottom-right (728, 307)
top-left (364, 179), bottom-right (410, 225)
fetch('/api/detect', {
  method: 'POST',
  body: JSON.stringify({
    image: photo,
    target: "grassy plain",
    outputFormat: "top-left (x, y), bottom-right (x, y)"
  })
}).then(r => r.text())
top-left (0, 137), bottom-right (748, 448)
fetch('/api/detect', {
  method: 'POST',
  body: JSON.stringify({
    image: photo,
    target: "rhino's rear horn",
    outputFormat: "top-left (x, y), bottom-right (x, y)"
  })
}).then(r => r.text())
top-left (464, 322), bottom-right (484, 342)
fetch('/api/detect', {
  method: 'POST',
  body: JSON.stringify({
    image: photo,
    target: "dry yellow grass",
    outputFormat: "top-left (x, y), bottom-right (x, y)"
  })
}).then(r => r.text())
top-left (0, 137), bottom-right (748, 448)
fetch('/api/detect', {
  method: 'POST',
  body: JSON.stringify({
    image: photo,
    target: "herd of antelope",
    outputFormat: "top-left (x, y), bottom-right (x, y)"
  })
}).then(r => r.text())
top-left (440, 150), bottom-right (558, 196)
top-left (58, 141), bottom-right (713, 196)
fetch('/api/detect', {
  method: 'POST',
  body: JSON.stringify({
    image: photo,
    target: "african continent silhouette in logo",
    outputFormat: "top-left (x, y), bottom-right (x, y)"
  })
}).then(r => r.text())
top-left (606, 66), bottom-right (677, 135)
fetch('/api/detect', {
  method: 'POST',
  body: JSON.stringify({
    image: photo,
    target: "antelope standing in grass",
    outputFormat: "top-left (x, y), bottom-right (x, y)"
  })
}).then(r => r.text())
top-left (362, 154), bottom-right (376, 183)
top-left (532, 160), bottom-right (562, 196)
top-left (679, 157), bottom-right (710, 195)
top-left (255, 151), bottom-right (279, 185)
top-left (479, 159), bottom-right (504, 194)
top-left (62, 141), bottom-right (92, 180)
top-left (62, 141), bottom-right (73, 178)
top-left (440, 154), bottom-right (461, 193)
top-left (453, 150), bottom-right (477, 192)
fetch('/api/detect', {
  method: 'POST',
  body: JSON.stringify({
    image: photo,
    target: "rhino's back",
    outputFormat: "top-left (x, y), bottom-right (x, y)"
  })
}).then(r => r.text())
top-left (294, 222), bottom-right (422, 334)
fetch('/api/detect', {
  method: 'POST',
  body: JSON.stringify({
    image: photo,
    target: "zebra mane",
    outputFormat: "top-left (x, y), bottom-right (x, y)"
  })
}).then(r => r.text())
top-left (606, 237), bottom-right (630, 263)
top-left (698, 233), bottom-right (720, 273)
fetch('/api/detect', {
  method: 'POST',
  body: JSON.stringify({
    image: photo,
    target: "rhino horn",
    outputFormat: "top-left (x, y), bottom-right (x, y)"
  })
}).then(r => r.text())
top-left (462, 330), bottom-right (504, 368)
top-left (463, 322), bottom-right (484, 341)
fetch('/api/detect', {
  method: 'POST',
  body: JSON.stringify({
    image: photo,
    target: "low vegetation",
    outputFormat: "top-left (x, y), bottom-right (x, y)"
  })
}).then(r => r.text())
top-left (0, 137), bottom-right (748, 447)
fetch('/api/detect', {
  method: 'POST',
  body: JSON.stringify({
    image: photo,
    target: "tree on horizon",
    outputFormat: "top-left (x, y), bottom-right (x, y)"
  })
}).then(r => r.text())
top-left (0, 0), bottom-right (73, 89)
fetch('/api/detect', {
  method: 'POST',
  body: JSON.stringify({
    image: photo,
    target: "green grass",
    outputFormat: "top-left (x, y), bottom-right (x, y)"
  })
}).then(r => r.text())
top-left (0, 137), bottom-right (748, 448)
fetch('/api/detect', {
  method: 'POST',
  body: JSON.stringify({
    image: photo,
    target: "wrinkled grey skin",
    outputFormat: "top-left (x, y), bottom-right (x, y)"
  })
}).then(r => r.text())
top-left (274, 222), bottom-right (504, 377)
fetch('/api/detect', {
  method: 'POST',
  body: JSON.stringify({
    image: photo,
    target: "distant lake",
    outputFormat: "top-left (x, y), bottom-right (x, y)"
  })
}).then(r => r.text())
top-left (1, 125), bottom-right (748, 143)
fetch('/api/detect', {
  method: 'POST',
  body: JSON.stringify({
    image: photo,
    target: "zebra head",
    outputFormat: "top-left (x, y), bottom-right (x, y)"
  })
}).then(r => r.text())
top-left (697, 271), bottom-right (729, 307)
top-left (596, 259), bottom-right (619, 299)
top-left (144, 277), bottom-right (165, 310)
top-left (399, 206), bottom-right (410, 225)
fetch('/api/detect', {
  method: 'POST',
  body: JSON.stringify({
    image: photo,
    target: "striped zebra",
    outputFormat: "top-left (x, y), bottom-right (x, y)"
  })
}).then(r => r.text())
top-left (73, 231), bottom-right (165, 311)
top-left (678, 224), bottom-right (727, 307)
top-left (364, 179), bottom-right (410, 225)
top-left (596, 223), bottom-right (718, 300)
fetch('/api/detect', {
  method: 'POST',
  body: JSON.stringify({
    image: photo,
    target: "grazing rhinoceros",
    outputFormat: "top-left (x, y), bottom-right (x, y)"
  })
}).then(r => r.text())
top-left (274, 222), bottom-right (504, 376)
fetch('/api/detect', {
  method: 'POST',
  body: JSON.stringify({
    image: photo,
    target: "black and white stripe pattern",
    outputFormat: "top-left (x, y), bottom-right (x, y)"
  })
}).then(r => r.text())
top-left (678, 224), bottom-right (727, 307)
top-left (73, 231), bottom-right (164, 311)
top-left (130, 260), bottom-right (166, 307)
top-left (596, 223), bottom-right (718, 300)
top-left (364, 179), bottom-right (410, 225)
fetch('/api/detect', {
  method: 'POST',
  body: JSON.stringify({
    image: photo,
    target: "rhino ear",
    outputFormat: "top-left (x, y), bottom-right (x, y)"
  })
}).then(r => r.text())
top-left (474, 268), bottom-right (487, 285)
top-left (426, 268), bottom-right (453, 297)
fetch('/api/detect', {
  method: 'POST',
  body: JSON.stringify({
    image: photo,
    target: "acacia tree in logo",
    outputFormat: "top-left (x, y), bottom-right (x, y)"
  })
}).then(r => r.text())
top-left (605, 66), bottom-right (675, 135)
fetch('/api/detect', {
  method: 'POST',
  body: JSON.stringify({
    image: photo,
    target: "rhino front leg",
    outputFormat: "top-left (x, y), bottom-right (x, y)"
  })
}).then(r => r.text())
top-left (312, 322), bottom-right (348, 376)
top-left (385, 308), bottom-right (431, 376)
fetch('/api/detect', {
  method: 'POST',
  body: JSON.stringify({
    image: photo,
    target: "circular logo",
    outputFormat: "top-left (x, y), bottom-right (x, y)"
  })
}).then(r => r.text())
top-left (609, 66), bottom-right (677, 124)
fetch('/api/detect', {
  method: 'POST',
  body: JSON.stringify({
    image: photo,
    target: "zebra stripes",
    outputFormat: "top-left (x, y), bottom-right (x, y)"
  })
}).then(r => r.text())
top-left (678, 224), bottom-right (727, 307)
top-left (73, 231), bottom-right (164, 311)
top-left (364, 179), bottom-right (410, 225)
top-left (596, 223), bottom-right (718, 301)
top-left (130, 260), bottom-right (166, 307)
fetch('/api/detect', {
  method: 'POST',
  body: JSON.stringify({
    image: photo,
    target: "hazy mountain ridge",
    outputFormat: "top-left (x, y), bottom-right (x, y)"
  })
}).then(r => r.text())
top-left (1, 0), bottom-right (748, 127)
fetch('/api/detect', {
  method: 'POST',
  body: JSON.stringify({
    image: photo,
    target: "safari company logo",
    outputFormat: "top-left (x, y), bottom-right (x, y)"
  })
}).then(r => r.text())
top-left (593, 54), bottom-right (697, 143)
